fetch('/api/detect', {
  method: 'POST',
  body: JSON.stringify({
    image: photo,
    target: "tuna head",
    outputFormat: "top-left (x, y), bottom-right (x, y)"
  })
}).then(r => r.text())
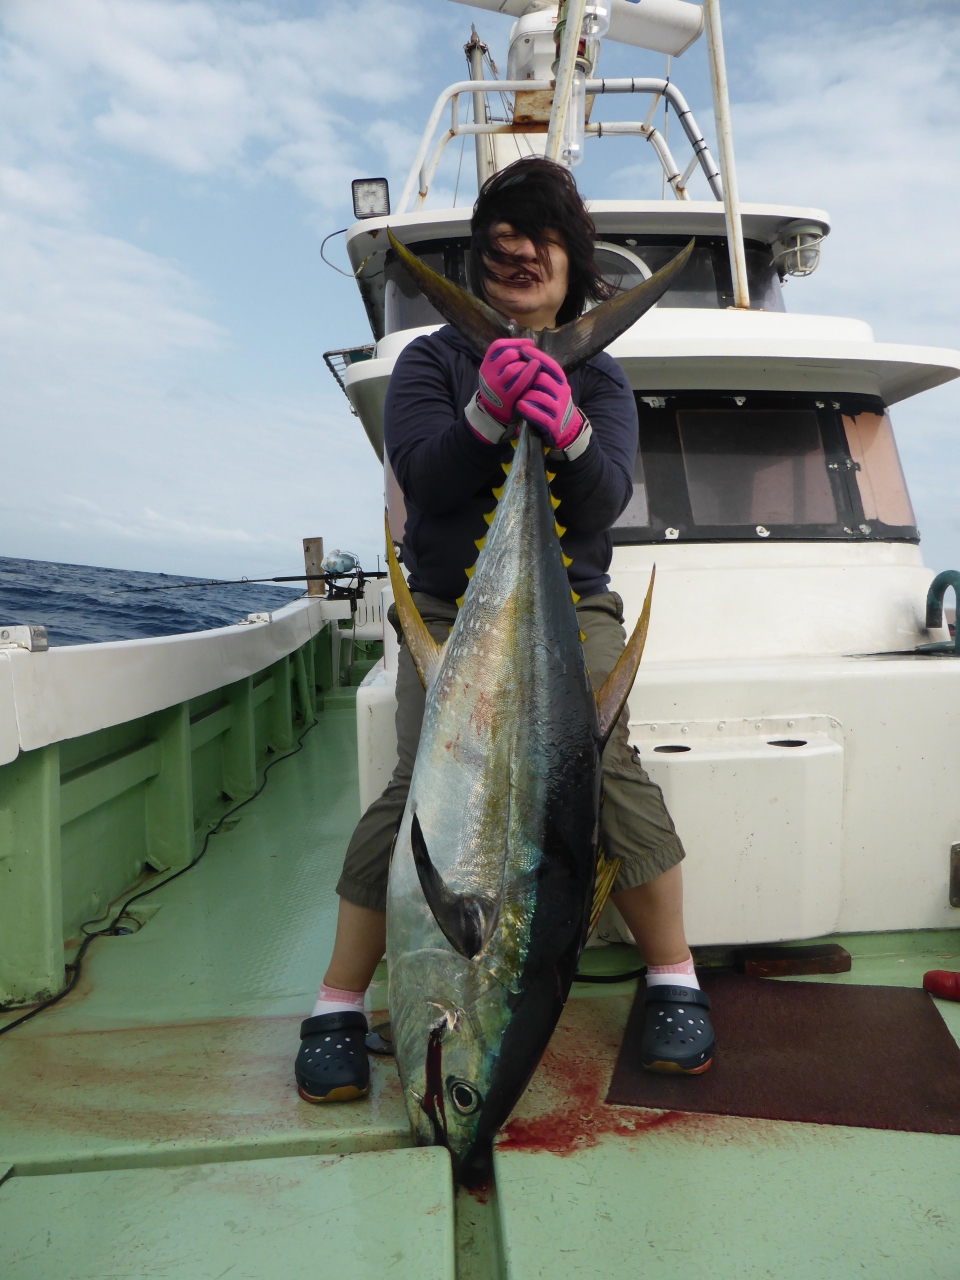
top-left (389, 947), bottom-right (520, 1184)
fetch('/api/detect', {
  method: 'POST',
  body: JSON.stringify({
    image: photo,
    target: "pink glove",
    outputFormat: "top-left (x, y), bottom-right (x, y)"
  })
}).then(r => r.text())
top-left (516, 351), bottom-right (584, 451)
top-left (476, 338), bottom-right (541, 425)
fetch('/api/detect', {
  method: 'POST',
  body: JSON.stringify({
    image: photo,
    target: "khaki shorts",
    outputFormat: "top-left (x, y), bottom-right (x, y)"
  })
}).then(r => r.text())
top-left (336, 591), bottom-right (685, 912)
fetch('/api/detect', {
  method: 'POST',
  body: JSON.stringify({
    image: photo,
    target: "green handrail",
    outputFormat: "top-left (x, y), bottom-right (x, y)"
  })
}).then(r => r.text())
top-left (923, 569), bottom-right (960, 656)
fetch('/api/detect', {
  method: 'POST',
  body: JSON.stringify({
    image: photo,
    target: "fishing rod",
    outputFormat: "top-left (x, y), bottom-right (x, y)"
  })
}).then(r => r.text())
top-left (111, 569), bottom-right (387, 595)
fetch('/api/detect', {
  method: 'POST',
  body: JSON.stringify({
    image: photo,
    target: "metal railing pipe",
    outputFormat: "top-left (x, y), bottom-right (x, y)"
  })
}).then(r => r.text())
top-left (589, 121), bottom-right (690, 199)
top-left (398, 79), bottom-right (554, 213)
top-left (702, 0), bottom-right (749, 306)
top-left (399, 76), bottom-right (724, 212)
top-left (585, 78), bottom-right (723, 199)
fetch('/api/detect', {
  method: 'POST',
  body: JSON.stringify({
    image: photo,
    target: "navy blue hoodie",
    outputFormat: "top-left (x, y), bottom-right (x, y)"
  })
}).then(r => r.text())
top-left (384, 325), bottom-right (638, 603)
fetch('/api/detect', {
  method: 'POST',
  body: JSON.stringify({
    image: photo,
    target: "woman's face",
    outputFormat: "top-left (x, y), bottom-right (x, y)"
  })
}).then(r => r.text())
top-left (481, 221), bottom-right (569, 330)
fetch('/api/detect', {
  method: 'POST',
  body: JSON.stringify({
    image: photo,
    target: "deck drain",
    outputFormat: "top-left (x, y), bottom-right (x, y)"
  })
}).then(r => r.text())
top-left (654, 744), bottom-right (691, 753)
top-left (768, 739), bottom-right (807, 748)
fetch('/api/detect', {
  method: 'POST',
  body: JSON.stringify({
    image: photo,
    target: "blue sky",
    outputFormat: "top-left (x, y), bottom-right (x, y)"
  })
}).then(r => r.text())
top-left (0, 0), bottom-right (957, 578)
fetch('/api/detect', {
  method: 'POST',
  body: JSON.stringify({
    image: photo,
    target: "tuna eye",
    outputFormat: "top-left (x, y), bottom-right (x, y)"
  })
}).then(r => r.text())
top-left (448, 1079), bottom-right (482, 1115)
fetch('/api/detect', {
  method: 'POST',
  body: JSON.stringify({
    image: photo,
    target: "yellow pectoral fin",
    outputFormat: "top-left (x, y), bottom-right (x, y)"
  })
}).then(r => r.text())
top-left (384, 512), bottom-right (444, 689)
top-left (594, 566), bottom-right (655, 745)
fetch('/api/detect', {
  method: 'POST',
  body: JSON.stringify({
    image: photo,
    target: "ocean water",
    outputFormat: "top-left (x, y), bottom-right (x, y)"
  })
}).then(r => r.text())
top-left (0, 556), bottom-right (301, 647)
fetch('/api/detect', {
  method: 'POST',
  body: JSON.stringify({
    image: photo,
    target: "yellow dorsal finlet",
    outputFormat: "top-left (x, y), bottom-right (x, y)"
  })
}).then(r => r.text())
top-left (549, 494), bottom-right (561, 510)
top-left (465, 565), bottom-right (474, 579)
top-left (456, 595), bottom-right (465, 607)
top-left (491, 484), bottom-right (504, 500)
top-left (475, 536), bottom-right (486, 551)
top-left (579, 629), bottom-right (587, 643)
top-left (483, 510), bottom-right (495, 526)
top-left (562, 553), bottom-right (573, 568)
top-left (555, 521), bottom-right (567, 538)
top-left (545, 469), bottom-right (556, 482)
top-left (501, 461), bottom-right (512, 475)
top-left (571, 590), bottom-right (580, 604)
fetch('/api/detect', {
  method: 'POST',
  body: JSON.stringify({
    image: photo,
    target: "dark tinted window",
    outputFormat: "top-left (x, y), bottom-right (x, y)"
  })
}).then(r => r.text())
top-left (599, 236), bottom-right (785, 312)
top-left (384, 242), bottom-right (470, 334)
top-left (678, 410), bottom-right (837, 526)
top-left (613, 392), bottom-right (919, 545)
top-left (373, 234), bottom-right (786, 337)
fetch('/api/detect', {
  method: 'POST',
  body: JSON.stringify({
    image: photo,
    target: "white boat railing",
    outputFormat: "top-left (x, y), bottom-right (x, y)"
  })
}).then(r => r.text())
top-left (396, 76), bottom-right (723, 214)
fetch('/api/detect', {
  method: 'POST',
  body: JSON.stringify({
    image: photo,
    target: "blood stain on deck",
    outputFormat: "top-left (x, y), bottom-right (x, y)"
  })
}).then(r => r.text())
top-left (497, 994), bottom-right (708, 1156)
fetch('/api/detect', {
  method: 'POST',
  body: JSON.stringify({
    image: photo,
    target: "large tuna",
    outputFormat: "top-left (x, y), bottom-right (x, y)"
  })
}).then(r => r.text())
top-left (384, 230), bottom-right (691, 1183)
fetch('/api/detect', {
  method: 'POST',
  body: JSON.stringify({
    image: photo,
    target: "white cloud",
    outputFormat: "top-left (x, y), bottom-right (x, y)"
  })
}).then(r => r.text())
top-left (1, 0), bottom-right (428, 204)
top-left (0, 211), bottom-right (223, 360)
top-left (0, 0), bottom-right (424, 575)
top-left (733, 13), bottom-right (960, 347)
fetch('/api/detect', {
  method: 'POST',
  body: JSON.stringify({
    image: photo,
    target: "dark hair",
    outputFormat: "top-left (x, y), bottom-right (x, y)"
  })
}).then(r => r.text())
top-left (469, 157), bottom-right (614, 325)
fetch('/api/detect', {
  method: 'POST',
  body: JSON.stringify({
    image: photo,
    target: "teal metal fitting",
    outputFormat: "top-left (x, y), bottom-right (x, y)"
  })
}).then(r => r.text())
top-left (922, 570), bottom-right (960, 656)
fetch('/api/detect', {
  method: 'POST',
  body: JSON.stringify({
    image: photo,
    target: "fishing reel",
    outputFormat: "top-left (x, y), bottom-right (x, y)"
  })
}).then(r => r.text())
top-left (322, 549), bottom-right (387, 614)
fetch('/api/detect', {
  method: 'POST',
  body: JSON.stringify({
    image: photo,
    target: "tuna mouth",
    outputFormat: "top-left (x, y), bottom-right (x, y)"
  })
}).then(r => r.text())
top-left (420, 1021), bottom-right (448, 1145)
top-left (455, 1144), bottom-right (494, 1189)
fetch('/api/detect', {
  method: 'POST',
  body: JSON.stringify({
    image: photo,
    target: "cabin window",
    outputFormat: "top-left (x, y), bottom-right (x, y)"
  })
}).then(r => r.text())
top-left (618, 451), bottom-right (651, 527)
top-left (598, 236), bottom-right (785, 312)
top-left (613, 392), bottom-right (919, 546)
top-left (842, 412), bottom-right (916, 528)
top-left (678, 410), bottom-right (837, 526)
top-left (383, 241), bottom-right (471, 335)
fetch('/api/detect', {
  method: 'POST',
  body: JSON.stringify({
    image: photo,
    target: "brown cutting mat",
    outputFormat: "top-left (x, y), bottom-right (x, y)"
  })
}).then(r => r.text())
top-left (606, 972), bottom-right (960, 1134)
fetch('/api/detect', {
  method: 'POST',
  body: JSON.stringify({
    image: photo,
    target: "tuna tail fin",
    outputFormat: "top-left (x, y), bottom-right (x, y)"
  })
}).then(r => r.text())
top-left (385, 513), bottom-right (443, 688)
top-left (411, 813), bottom-right (500, 961)
top-left (540, 241), bottom-right (694, 373)
top-left (594, 566), bottom-right (655, 746)
top-left (386, 229), bottom-right (515, 359)
top-left (387, 228), bottom-right (693, 371)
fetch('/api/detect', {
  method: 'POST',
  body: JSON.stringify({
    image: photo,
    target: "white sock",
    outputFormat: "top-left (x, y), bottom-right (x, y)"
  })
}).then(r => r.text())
top-left (311, 982), bottom-right (367, 1020)
top-left (646, 955), bottom-right (700, 991)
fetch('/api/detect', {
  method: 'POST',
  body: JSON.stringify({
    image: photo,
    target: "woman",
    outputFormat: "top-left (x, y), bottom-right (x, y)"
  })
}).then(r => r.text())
top-left (295, 157), bottom-right (715, 1104)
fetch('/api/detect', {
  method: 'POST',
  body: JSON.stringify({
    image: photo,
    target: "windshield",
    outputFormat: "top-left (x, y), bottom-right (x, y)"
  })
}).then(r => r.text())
top-left (373, 233), bottom-right (786, 338)
top-left (613, 392), bottom-right (918, 545)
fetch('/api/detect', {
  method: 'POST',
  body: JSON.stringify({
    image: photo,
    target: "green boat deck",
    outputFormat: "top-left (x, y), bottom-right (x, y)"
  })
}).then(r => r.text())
top-left (2, 693), bottom-right (959, 1278)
